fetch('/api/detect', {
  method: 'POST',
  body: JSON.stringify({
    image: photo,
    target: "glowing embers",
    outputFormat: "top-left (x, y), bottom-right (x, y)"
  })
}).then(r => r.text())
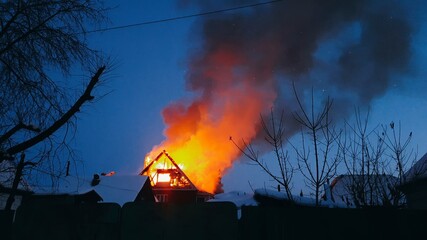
top-left (140, 150), bottom-right (196, 190)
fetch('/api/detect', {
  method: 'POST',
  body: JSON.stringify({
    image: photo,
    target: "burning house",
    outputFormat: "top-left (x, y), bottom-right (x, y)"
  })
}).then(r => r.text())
top-left (140, 150), bottom-right (213, 203)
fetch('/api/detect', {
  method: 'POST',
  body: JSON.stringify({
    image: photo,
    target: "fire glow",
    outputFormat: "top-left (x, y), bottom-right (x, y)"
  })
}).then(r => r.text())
top-left (144, 47), bottom-right (277, 194)
top-left (143, 152), bottom-right (194, 188)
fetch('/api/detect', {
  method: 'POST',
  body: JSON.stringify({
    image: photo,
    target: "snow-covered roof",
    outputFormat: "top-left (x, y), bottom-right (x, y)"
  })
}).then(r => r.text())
top-left (209, 188), bottom-right (344, 209)
top-left (405, 152), bottom-right (427, 181)
top-left (329, 174), bottom-right (399, 207)
top-left (208, 191), bottom-right (258, 208)
top-left (254, 188), bottom-right (342, 208)
top-left (34, 174), bottom-right (149, 206)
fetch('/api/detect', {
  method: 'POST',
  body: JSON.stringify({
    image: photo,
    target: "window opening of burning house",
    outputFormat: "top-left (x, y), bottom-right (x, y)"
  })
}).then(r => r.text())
top-left (142, 151), bottom-right (194, 189)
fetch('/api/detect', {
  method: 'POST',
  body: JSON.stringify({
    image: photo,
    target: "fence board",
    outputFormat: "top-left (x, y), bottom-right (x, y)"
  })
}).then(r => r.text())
top-left (120, 202), bottom-right (238, 240)
top-left (240, 206), bottom-right (427, 240)
top-left (7, 201), bottom-right (427, 240)
top-left (12, 202), bottom-right (121, 240)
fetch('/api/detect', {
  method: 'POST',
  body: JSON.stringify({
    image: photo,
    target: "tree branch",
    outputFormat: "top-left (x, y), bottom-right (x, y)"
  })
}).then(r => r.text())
top-left (0, 122), bottom-right (40, 145)
top-left (6, 66), bottom-right (105, 156)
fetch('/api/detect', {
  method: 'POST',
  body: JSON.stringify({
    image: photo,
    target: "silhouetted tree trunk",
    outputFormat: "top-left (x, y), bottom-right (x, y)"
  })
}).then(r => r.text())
top-left (0, 0), bottom-right (109, 200)
top-left (4, 66), bottom-right (105, 210)
top-left (291, 84), bottom-right (341, 206)
top-left (5, 154), bottom-right (25, 210)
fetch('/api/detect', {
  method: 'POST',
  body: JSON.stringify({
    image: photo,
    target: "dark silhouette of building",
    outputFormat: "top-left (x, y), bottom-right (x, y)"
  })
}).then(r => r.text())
top-left (400, 152), bottom-right (427, 209)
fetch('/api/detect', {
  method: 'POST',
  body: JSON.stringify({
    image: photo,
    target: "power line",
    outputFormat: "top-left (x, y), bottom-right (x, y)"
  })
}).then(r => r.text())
top-left (84, 0), bottom-right (284, 34)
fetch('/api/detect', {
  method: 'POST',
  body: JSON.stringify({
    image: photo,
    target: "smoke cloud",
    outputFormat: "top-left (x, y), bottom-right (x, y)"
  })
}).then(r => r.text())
top-left (146, 0), bottom-right (413, 193)
top-left (188, 0), bottom-right (412, 126)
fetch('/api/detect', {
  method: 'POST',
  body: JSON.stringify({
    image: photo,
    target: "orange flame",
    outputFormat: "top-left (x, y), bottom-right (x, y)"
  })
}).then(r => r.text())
top-left (145, 46), bottom-right (277, 193)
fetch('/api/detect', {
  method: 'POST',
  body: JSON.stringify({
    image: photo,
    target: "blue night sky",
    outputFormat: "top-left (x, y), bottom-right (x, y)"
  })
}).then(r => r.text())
top-left (73, 0), bottom-right (427, 194)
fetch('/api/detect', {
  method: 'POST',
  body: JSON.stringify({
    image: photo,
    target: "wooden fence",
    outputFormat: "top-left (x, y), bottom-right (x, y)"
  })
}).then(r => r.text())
top-left (1, 202), bottom-right (427, 240)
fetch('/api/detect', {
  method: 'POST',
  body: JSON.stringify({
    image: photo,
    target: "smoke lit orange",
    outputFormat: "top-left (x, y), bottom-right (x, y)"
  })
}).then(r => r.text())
top-left (144, 47), bottom-right (277, 193)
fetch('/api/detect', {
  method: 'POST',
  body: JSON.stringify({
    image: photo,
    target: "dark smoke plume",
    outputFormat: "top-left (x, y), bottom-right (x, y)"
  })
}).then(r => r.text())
top-left (183, 0), bottom-right (413, 136)
top-left (144, 1), bottom-right (415, 191)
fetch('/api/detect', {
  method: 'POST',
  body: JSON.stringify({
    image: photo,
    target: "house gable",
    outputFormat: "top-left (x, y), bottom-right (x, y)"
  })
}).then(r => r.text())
top-left (140, 150), bottom-right (213, 203)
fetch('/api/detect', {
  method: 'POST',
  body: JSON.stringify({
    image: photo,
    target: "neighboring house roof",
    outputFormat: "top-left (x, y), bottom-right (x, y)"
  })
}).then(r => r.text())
top-left (254, 188), bottom-right (343, 208)
top-left (399, 152), bottom-right (427, 201)
top-left (34, 175), bottom-right (151, 206)
top-left (329, 174), bottom-right (400, 207)
top-left (404, 152), bottom-right (427, 182)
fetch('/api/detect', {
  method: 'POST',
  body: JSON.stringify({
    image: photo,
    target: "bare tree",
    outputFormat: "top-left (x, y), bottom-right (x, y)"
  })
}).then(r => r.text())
top-left (338, 110), bottom-right (387, 207)
top-left (0, 0), bottom-right (109, 210)
top-left (231, 110), bottom-right (294, 200)
top-left (381, 121), bottom-right (414, 185)
top-left (337, 110), bottom-right (412, 207)
top-left (291, 85), bottom-right (341, 206)
top-left (379, 121), bottom-right (415, 206)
